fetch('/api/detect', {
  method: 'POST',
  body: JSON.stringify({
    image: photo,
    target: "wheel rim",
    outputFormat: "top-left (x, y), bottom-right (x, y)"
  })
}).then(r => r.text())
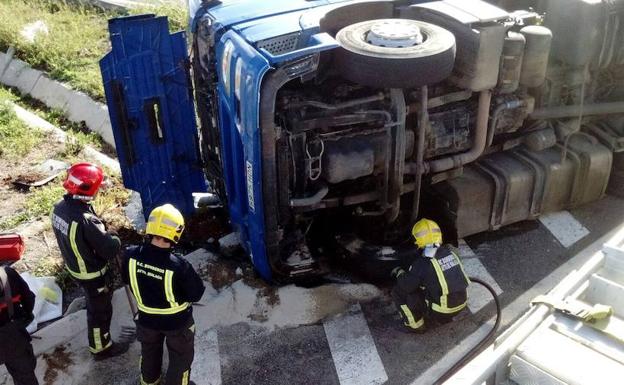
top-left (366, 19), bottom-right (424, 48)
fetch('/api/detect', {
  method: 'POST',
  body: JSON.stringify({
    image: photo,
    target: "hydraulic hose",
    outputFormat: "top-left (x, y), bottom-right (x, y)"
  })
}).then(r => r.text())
top-left (434, 276), bottom-right (502, 385)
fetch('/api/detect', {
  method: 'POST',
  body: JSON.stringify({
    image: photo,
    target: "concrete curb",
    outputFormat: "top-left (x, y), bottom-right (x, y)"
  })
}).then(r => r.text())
top-left (10, 102), bottom-right (119, 173)
top-left (9, 101), bottom-right (147, 230)
top-left (0, 50), bottom-right (116, 149)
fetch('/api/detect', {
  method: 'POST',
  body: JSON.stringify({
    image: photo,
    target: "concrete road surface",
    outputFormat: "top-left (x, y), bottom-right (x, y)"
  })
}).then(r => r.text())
top-left (1, 194), bottom-right (624, 385)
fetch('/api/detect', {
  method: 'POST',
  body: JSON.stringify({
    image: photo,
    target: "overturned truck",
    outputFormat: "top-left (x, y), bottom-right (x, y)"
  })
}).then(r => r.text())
top-left (101, 0), bottom-right (624, 281)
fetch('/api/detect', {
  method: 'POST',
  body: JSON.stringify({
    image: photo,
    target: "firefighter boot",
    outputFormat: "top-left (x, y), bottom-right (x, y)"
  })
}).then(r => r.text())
top-left (93, 341), bottom-right (130, 361)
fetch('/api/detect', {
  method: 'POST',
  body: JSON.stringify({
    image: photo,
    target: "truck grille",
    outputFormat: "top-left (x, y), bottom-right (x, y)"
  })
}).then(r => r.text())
top-left (257, 33), bottom-right (300, 55)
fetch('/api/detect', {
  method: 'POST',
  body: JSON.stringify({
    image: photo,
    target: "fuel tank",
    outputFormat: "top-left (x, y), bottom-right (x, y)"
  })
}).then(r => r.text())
top-left (430, 135), bottom-right (613, 238)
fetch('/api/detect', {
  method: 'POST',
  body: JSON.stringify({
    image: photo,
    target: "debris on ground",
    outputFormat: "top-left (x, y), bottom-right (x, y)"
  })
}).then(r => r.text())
top-left (201, 259), bottom-right (241, 291)
top-left (182, 208), bottom-right (230, 246)
top-left (196, 278), bottom-right (382, 331)
top-left (12, 170), bottom-right (63, 189)
top-left (63, 296), bottom-right (86, 316)
top-left (20, 20), bottom-right (49, 43)
top-left (20, 273), bottom-right (63, 333)
top-left (218, 231), bottom-right (242, 256)
top-left (42, 346), bottom-right (73, 385)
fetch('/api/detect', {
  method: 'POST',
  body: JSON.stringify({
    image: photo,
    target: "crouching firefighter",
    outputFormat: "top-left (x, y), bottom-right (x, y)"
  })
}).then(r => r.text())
top-left (51, 162), bottom-right (128, 359)
top-left (122, 204), bottom-right (205, 385)
top-left (391, 219), bottom-right (470, 333)
top-left (0, 235), bottom-right (38, 385)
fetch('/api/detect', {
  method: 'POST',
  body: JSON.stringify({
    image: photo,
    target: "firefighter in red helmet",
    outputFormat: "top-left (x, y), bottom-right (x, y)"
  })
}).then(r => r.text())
top-left (1, 234), bottom-right (38, 385)
top-left (51, 163), bottom-right (128, 360)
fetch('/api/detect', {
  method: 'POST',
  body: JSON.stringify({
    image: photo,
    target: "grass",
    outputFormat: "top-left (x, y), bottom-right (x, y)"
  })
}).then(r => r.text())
top-left (2, 84), bottom-right (106, 153)
top-left (0, 0), bottom-right (113, 100)
top-left (0, 97), bottom-right (45, 160)
top-left (0, 185), bottom-right (65, 230)
top-left (0, 174), bottom-right (131, 231)
top-left (131, 3), bottom-right (188, 33)
top-left (0, 0), bottom-right (188, 101)
top-left (31, 256), bottom-right (76, 290)
top-left (0, 84), bottom-right (129, 230)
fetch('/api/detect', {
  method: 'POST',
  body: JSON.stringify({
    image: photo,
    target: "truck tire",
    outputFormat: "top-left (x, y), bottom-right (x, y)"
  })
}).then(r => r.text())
top-left (334, 19), bottom-right (456, 89)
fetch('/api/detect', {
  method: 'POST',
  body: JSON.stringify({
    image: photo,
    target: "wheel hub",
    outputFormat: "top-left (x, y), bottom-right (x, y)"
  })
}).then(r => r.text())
top-left (366, 19), bottom-right (423, 48)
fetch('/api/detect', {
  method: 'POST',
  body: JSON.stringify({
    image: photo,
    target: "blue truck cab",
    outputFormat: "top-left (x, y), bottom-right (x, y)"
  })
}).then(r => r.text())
top-left (101, 0), bottom-right (624, 282)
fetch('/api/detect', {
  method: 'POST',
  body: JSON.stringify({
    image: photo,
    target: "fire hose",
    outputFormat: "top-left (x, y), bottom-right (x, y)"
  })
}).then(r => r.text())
top-left (434, 277), bottom-right (502, 385)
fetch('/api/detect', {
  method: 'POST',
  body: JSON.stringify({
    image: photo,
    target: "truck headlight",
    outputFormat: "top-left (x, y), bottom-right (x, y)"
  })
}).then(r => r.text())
top-left (234, 58), bottom-right (243, 99)
top-left (221, 40), bottom-right (235, 96)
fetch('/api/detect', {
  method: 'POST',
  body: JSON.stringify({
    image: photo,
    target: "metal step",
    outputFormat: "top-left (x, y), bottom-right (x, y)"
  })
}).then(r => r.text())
top-left (511, 320), bottom-right (624, 385)
top-left (603, 244), bottom-right (624, 277)
top-left (583, 274), bottom-right (624, 316)
top-left (509, 355), bottom-right (566, 385)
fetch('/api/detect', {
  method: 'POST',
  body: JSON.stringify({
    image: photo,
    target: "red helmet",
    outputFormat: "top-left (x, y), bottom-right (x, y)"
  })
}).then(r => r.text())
top-left (63, 162), bottom-right (104, 199)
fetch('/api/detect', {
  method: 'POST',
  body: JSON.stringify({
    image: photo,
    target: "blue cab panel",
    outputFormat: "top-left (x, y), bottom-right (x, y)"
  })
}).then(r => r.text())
top-left (214, 31), bottom-right (272, 279)
top-left (100, 15), bottom-right (207, 218)
top-left (103, 1), bottom-right (353, 281)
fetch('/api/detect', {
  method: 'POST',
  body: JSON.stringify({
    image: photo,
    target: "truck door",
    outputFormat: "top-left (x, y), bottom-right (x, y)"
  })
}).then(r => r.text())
top-left (100, 15), bottom-right (207, 218)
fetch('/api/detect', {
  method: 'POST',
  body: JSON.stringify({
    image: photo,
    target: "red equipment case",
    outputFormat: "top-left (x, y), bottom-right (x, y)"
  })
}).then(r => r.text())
top-left (0, 234), bottom-right (24, 261)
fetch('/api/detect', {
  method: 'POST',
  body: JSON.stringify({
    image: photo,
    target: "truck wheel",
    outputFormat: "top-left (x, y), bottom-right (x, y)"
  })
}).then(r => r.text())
top-left (334, 19), bottom-right (456, 89)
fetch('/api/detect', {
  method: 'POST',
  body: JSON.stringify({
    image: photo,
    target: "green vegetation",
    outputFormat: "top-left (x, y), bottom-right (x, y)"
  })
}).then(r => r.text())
top-left (0, 185), bottom-right (64, 230)
top-left (93, 172), bottom-right (132, 230)
top-left (0, 0), bottom-right (112, 100)
top-left (0, 98), bottom-right (45, 160)
top-left (2, 84), bottom-right (105, 152)
top-left (0, 174), bottom-right (131, 231)
top-left (31, 256), bottom-right (75, 290)
top-left (0, 0), bottom-right (188, 101)
top-left (131, 3), bottom-right (188, 33)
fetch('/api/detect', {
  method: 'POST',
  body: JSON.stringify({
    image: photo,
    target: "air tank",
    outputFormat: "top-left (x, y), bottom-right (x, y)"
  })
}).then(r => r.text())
top-left (519, 25), bottom-right (552, 88)
top-left (498, 31), bottom-right (525, 93)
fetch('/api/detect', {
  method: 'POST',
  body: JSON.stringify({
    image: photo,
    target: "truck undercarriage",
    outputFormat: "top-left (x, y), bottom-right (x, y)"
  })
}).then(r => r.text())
top-left (187, 0), bottom-right (624, 280)
top-left (104, 0), bottom-right (624, 281)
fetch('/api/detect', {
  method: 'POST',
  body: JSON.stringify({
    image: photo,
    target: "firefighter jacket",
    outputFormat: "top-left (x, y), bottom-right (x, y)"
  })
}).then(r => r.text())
top-left (51, 195), bottom-right (121, 281)
top-left (0, 266), bottom-right (35, 327)
top-left (396, 245), bottom-right (470, 314)
top-left (122, 243), bottom-right (206, 331)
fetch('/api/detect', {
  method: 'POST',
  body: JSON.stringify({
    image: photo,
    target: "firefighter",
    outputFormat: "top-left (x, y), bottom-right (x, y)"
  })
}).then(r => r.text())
top-left (391, 218), bottom-right (470, 333)
top-left (121, 204), bottom-right (205, 385)
top-left (51, 162), bottom-right (128, 359)
top-left (0, 237), bottom-right (38, 385)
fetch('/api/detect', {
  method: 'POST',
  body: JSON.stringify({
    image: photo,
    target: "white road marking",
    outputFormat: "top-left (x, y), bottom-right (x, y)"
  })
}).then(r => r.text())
top-left (193, 329), bottom-right (222, 385)
top-left (413, 224), bottom-right (624, 385)
top-left (539, 211), bottom-right (590, 248)
top-left (324, 303), bottom-right (388, 385)
top-left (457, 240), bottom-right (504, 314)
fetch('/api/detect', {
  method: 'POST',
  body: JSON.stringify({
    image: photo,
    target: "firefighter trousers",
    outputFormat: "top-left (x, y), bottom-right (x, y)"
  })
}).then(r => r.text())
top-left (0, 322), bottom-right (38, 385)
top-left (391, 287), bottom-right (458, 331)
top-left (78, 274), bottom-right (113, 354)
top-left (137, 317), bottom-right (195, 385)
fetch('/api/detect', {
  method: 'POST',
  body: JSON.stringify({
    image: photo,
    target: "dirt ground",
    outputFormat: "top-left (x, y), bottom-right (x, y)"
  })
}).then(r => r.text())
top-left (1, 131), bottom-right (64, 272)
top-left (0, 125), bottom-right (133, 310)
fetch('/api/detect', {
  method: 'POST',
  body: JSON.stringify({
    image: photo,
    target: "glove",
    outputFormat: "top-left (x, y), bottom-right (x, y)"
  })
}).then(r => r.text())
top-left (391, 267), bottom-right (405, 279)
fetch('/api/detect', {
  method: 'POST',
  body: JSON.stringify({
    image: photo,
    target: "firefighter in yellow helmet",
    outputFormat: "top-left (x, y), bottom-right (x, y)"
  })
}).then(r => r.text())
top-left (390, 219), bottom-right (470, 333)
top-left (121, 204), bottom-right (205, 385)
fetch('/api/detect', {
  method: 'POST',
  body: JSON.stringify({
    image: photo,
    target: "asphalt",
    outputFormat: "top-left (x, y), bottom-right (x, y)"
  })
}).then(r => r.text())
top-left (1, 194), bottom-right (624, 385)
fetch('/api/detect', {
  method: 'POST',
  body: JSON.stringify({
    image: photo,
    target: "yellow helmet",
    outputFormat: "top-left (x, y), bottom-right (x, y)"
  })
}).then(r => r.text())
top-left (146, 204), bottom-right (185, 243)
top-left (411, 218), bottom-right (442, 248)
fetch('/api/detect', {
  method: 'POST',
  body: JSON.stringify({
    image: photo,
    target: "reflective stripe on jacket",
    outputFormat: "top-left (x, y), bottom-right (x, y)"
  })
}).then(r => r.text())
top-left (122, 243), bottom-right (205, 331)
top-left (396, 245), bottom-right (470, 315)
top-left (51, 195), bottom-right (121, 281)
